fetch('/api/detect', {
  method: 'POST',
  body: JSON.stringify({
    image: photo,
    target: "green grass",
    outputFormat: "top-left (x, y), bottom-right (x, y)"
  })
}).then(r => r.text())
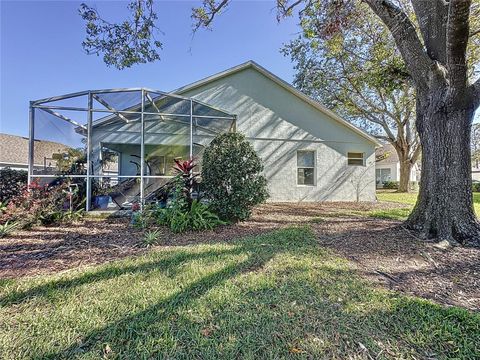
top-left (367, 208), bottom-right (412, 220)
top-left (1, 227), bottom-right (479, 359)
top-left (377, 191), bottom-right (480, 217)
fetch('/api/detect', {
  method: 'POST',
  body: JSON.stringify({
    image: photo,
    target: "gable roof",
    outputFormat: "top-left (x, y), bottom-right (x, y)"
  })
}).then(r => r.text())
top-left (0, 133), bottom-right (70, 167)
top-left (375, 143), bottom-right (399, 164)
top-left (173, 60), bottom-right (381, 146)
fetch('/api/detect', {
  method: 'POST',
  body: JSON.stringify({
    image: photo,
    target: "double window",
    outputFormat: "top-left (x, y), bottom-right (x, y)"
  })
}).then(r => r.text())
top-left (347, 152), bottom-right (364, 166)
top-left (297, 150), bottom-right (315, 186)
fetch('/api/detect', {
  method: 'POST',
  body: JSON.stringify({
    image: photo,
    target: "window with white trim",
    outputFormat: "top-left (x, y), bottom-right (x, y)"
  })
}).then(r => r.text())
top-left (347, 152), bottom-right (364, 166)
top-left (297, 150), bottom-right (315, 185)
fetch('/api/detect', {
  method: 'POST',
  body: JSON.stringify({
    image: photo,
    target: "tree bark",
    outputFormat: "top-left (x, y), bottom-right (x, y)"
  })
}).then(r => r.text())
top-left (398, 158), bottom-right (413, 193)
top-left (406, 90), bottom-right (480, 245)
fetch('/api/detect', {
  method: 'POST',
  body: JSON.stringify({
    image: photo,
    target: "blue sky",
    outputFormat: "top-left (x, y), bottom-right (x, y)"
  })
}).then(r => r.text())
top-left (1, 1), bottom-right (477, 138)
top-left (1, 0), bottom-right (300, 137)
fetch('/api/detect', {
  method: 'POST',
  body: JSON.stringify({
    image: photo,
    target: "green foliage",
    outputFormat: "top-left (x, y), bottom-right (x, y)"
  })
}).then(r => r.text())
top-left (0, 221), bottom-right (18, 238)
top-left (53, 148), bottom-right (87, 175)
top-left (382, 181), bottom-right (399, 190)
top-left (1, 180), bottom-right (84, 228)
top-left (201, 133), bottom-right (269, 221)
top-left (131, 211), bottom-right (148, 229)
top-left (0, 202), bottom-right (7, 214)
top-left (0, 169), bottom-right (28, 204)
top-left (473, 182), bottom-right (480, 193)
top-left (143, 229), bottom-right (160, 247)
top-left (155, 200), bottom-right (224, 233)
top-left (79, 0), bottom-right (162, 69)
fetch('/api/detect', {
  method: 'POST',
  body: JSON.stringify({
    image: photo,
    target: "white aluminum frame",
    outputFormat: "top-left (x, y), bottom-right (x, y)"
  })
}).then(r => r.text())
top-left (28, 88), bottom-right (236, 211)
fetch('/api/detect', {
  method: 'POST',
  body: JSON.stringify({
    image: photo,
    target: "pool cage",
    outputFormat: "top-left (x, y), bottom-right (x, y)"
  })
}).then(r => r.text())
top-left (28, 88), bottom-right (236, 211)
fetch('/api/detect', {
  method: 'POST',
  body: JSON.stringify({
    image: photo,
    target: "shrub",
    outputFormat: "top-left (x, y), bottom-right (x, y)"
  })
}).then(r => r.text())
top-left (473, 182), bottom-right (480, 192)
top-left (0, 168), bottom-right (28, 204)
top-left (382, 181), bottom-right (399, 189)
top-left (143, 229), bottom-right (160, 246)
top-left (155, 199), bottom-right (224, 233)
top-left (201, 133), bottom-right (269, 221)
top-left (0, 221), bottom-right (18, 238)
top-left (1, 180), bottom-right (83, 228)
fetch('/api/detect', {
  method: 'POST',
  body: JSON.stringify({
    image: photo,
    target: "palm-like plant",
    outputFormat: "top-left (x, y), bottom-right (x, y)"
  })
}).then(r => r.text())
top-left (173, 158), bottom-right (198, 209)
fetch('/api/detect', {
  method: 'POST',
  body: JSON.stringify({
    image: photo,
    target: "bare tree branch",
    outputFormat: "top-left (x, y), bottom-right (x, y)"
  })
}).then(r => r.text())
top-left (471, 28), bottom-right (480, 38)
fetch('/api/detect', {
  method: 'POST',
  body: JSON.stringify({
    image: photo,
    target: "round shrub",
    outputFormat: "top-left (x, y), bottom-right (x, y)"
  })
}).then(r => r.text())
top-left (201, 133), bottom-right (268, 221)
top-left (382, 181), bottom-right (399, 190)
top-left (0, 168), bottom-right (28, 204)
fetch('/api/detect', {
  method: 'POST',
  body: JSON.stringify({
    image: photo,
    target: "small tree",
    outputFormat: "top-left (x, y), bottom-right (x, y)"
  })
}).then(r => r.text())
top-left (201, 133), bottom-right (268, 221)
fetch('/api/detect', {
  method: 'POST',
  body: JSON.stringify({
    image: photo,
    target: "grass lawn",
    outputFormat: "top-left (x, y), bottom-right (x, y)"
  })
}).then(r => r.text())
top-left (1, 227), bottom-right (479, 359)
top-left (376, 191), bottom-right (480, 219)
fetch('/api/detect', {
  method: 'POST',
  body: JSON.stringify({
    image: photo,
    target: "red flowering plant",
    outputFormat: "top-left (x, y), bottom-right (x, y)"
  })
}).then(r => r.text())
top-left (1, 180), bottom-right (70, 228)
top-left (172, 158), bottom-right (198, 209)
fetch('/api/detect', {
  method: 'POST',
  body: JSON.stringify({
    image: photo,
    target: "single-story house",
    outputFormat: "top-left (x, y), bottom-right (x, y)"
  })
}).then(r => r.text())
top-left (375, 144), bottom-right (420, 188)
top-left (29, 61), bottom-right (380, 207)
top-left (0, 133), bottom-right (70, 172)
top-left (173, 61), bottom-right (380, 202)
top-left (94, 61), bottom-right (379, 202)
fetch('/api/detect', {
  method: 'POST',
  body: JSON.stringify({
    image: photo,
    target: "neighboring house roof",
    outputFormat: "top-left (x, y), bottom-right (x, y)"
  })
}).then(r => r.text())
top-left (376, 144), bottom-right (399, 165)
top-left (0, 133), bottom-right (70, 167)
top-left (173, 60), bottom-right (381, 146)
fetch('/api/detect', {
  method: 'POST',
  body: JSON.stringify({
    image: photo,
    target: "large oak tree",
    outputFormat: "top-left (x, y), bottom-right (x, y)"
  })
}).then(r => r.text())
top-left (80, 0), bottom-right (480, 244)
top-left (282, 3), bottom-right (420, 192)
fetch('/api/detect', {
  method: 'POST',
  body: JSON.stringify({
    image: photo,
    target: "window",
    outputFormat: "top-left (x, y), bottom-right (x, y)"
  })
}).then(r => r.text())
top-left (347, 152), bottom-right (364, 166)
top-left (376, 168), bottom-right (391, 187)
top-left (297, 150), bottom-right (315, 185)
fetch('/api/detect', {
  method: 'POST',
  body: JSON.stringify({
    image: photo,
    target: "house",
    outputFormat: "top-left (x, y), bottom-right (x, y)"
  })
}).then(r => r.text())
top-left (29, 61), bottom-right (380, 208)
top-left (173, 61), bottom-right (380, 201)
top-left (375, 144), bottom-right (420, 188)
top-left (0, 133), bottom-right (70, 172)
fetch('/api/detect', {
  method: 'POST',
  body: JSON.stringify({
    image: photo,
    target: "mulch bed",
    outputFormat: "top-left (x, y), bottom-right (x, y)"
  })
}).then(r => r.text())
top-left (1, 202), bottom-right (478, 311)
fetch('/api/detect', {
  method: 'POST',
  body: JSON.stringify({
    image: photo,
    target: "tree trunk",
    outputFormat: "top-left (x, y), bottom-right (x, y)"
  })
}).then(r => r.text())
top-left (398, 158), bottom-right (412, 193)
top-left (406, 92), bottom-right (480, 245)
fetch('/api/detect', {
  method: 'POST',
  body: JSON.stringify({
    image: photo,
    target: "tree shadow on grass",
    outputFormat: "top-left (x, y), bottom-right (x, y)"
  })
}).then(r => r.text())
top-left (35, 229), bottom-right (310, 359)
top-left (0, 247), bottom-right (244, 307)
top-left (2, 226), bottom-right (479, 359)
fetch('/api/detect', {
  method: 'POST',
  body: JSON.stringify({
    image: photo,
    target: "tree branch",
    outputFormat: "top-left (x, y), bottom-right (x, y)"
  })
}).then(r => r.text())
top-left (365, 0), bottom-right (433, 88)
top-left (446, 0), bottom-right (472, 90)
top-left (411, 0), bottom-right (448, 63)
top-left (364, 0), bottom-right (433, 89)
top-left (192, 0), bottom-right (229, 32)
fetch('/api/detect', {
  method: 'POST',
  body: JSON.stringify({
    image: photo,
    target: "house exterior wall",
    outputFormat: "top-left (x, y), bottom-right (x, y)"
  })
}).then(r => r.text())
top-left (375, 163), bottom-right (398, 188)
top-left (178, 67), bottom-right (376, 202)
top-left (375, 162), bottom-right (419, 188)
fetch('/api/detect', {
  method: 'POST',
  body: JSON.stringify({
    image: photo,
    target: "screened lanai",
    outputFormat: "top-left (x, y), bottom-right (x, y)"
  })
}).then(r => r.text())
top-left (29, 88), bottom-right (236, 211)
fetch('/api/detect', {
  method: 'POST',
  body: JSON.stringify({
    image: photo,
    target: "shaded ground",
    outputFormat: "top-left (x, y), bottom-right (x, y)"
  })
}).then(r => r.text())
top-left (1, 202), bottom-right (478, 311)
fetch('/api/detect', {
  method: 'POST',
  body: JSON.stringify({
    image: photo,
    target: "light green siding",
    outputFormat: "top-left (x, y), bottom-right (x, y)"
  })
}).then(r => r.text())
top-left (178, 67), bottom-right (376, 201)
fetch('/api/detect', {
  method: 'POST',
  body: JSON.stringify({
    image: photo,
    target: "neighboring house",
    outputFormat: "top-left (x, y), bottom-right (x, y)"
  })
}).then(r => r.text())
top-left (472, 167), bottom-right (480, 181)
top-left (0, 133), bottom-right (70, 172)
top-left (375, 144), bottom-right (420, 188)
top-left (174, 61), bottom-right (380, 201)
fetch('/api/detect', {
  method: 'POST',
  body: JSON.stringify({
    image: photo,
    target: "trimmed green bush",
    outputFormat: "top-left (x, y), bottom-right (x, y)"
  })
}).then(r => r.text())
top-left (473, 182), bottom-right (480, 192)
top-left (382, 181), bottom-right (399, 189)
top-left (0, 168), bottom-right (28, 203)
top-left (201, 133), bottom-right (269, 221)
